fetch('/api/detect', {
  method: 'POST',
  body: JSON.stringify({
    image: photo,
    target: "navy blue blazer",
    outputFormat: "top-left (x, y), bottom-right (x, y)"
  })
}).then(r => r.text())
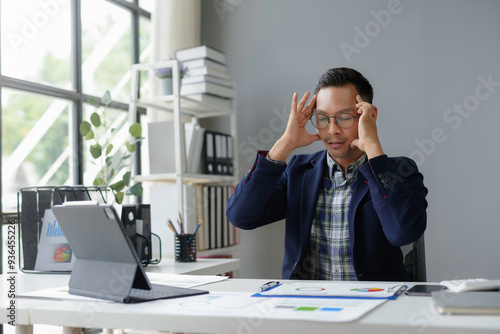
top-left (227, 150), bottom-right (428, 281)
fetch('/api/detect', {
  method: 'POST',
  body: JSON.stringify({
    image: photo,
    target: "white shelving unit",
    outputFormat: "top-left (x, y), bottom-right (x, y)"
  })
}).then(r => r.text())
top-left (128, 60), bottom-right (239, 259)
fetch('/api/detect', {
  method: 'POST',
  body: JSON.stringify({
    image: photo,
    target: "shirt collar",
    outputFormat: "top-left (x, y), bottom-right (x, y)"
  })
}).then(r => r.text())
top-left (326, 153), bottom-right (367, 181)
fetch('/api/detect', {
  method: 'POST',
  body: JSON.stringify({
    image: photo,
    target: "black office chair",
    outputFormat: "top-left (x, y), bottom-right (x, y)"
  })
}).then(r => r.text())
top-left (403, 234), bottom-right (426, 282)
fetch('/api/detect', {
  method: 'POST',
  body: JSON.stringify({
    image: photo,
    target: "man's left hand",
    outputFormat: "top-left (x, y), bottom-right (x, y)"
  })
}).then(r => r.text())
top-left (350, 95), bottom-right (384, 159)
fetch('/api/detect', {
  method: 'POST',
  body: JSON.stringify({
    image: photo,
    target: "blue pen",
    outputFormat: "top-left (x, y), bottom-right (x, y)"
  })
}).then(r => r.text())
top-left (192, 223), bottom-right (201, 235)
top-left (178, 220), bottom-right (184, 235)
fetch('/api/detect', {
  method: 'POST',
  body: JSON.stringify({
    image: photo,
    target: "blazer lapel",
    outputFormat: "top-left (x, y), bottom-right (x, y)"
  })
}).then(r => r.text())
top-left (348, 170), bottom-right (369, 248)
top-left (299, 151), bottom-right (327, 248)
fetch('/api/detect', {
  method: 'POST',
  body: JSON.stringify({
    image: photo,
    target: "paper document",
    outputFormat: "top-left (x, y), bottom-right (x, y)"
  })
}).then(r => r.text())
top-left (34, 209), bottom-right (76, 271)
top-left (130, 291), bottom-right (387, 323)
top-left (263, 296), bottom-right (387, 322)
top-left (17, 274), bottom-right (228, 302)
top-left (17, 286), bottom-right (113, 303)
top-left (254, 282), bottom-right (406, 299)
top-left (146, 273), bottom-right (228, 288)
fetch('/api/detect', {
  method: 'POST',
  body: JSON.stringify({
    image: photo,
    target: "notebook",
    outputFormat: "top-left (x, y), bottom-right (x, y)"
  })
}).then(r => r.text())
top-left (51, 201), bottom-right (208, 303)
top-left (432, 290), bottom-right (500, 315)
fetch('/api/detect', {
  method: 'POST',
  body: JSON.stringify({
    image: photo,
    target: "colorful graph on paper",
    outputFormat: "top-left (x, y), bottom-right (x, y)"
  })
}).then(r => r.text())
top-left (257, 282), bottom-right (404, 298)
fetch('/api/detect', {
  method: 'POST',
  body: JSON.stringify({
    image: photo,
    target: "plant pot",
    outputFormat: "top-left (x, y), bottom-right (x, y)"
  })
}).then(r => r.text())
top-left (160, 77), bottom-right (174, 95)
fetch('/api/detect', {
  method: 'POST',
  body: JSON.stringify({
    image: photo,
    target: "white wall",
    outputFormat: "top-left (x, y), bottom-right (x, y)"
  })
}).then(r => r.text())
top-left (201, 0), bottom-right (500, 281)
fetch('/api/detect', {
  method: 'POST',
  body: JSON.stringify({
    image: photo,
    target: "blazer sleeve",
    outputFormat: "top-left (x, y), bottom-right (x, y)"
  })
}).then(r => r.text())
top-left (359, 155), bottom-right (428, 246)
top-left (226, 151), bottom-right (289, 230)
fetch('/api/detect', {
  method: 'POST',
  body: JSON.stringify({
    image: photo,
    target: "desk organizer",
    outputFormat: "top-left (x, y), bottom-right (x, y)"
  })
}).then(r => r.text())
top-left (175, 234), bottom-right (197, 262)
top-left (17, 185), bottom-right (115, 273)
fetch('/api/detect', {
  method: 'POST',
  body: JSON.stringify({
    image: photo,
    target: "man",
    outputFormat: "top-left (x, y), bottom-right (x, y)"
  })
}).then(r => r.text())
top-left (227, 67), bottom-right (428, 281)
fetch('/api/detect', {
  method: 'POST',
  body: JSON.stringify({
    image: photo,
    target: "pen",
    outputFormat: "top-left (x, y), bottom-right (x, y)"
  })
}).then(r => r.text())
top-left (178, 212), bottom-right (184, 235)
top-left (187, 219), bottom-right (203, 242)
top-left (167, 219), bottom-right (179, 235)
top-left (178, 220), bottom-right (184, 235)
top-left (394, 285), bottom-right (408, 296)
top-left (260, 281), bottom-right (280, 291)
top-left (192, 223), bottom-right (201, 235)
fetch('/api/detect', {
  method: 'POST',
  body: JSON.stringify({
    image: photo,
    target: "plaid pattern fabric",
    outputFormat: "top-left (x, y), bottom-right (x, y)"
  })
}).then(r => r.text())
top-left (307, 153), bottom-right (367, 280)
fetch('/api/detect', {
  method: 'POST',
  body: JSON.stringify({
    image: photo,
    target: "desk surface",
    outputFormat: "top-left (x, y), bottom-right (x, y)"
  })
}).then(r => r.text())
top-left (145, 257), bottom-right (240, 276)
top-left (2, 273), bottom-right (500, 334)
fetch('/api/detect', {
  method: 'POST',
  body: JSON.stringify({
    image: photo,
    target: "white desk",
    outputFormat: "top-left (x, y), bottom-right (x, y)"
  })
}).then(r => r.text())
top-left (2, 274), bottom-right (500, 334)
top-left (1, 257), bottom-right (239, 333)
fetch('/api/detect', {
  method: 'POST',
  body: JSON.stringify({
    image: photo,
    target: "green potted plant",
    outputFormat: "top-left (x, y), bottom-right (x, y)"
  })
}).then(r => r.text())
top-left (79, 91), bottom-right (143, 204)
top-left (154, 58), bottom-right (189, 95)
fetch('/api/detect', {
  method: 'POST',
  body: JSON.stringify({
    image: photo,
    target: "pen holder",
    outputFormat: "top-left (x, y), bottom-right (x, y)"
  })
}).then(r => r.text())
top-left (175, 234), bottom-right (197, 262)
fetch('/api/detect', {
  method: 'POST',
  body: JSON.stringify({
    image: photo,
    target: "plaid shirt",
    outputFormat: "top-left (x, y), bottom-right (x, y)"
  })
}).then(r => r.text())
top-left (307, 153), bottom-right (367, 280)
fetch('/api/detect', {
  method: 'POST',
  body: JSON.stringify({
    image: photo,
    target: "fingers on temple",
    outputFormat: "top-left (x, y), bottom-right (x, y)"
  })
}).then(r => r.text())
top-left (297, 92), bottom-right (311, 111)
top-left (291, 92), bottom-right (298, 112)
top-left (303, 95), bottom-right (317, 117)
top-left (306, 95), bottom-right (317, 108)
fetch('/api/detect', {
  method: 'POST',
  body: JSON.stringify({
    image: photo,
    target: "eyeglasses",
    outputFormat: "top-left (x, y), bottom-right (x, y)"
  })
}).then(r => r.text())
top-left (310, 112), bottom-right (359, 129)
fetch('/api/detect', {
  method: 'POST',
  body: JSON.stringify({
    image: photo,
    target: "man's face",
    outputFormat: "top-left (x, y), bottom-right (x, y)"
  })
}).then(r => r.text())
top-left (315, 84), bottom-right (364, 167)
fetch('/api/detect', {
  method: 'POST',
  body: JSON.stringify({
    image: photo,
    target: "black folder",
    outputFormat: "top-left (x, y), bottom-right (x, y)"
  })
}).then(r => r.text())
top-left (203, 131), bottom-right (216, 174)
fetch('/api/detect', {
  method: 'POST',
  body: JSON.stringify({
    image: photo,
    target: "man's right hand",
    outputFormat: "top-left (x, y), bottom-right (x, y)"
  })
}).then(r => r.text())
top-left (268, 92), bottom-right (320, 162)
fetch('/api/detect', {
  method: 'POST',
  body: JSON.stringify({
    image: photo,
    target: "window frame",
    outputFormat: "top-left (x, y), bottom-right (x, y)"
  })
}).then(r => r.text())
top-left (0, 0), bottom-right (151, 274)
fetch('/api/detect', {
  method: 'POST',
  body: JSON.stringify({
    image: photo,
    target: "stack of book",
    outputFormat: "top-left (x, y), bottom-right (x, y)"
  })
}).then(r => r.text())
top-left (176, 45), bottom-right (234, 108)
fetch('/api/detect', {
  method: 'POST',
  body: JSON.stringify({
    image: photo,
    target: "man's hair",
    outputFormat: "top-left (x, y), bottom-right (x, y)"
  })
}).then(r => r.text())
top-left (314, 67), bottom-right (373, 103)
